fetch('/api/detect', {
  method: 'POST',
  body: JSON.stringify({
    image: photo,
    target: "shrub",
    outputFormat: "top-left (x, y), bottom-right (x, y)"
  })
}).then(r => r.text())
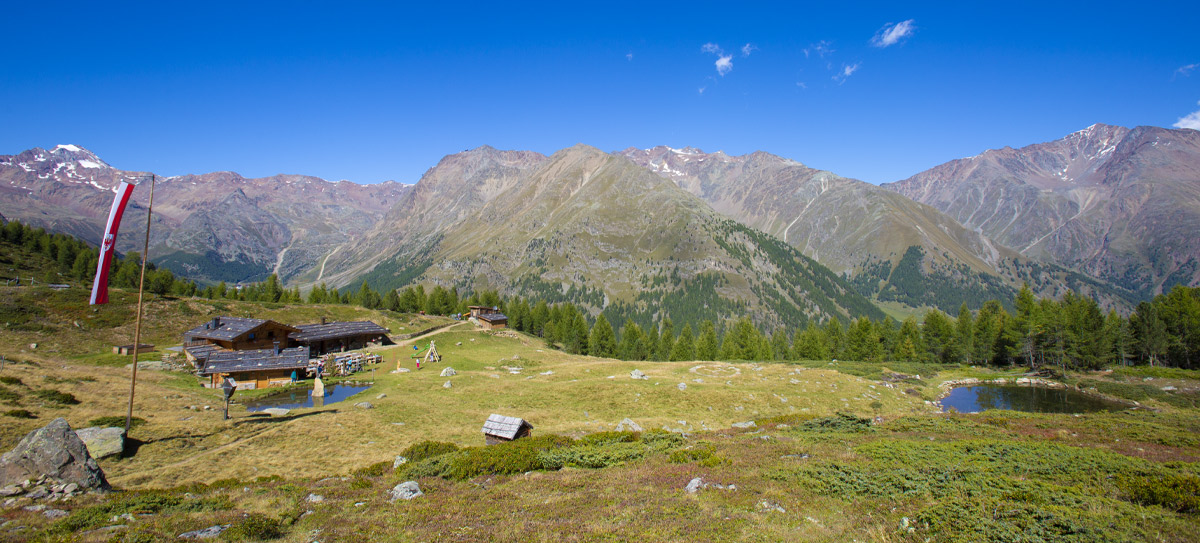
top-left (48, 491), bottom-right (232, 534)
top-left (87, 416), bottom-right (146, 429)
top-left (222, 513), bottom-right (285, 541)
top-left (578, 431), bottom-right (639, 447)
top-left (32, 389), bottom-right (79, 406)
top-left (352, 461), bottom-right (391, 478)
top-left (538, 442), bottom-right (646, 469)
top-left (403, 451), bottom-right (462, 479)
top-left (800, 413), bottom-right (873, 433)
top-left (1121, 474), bottom-right (1200, 513)
top-left (400, 441), bottom-right (461, 463)
top-left (0, 376), bottom-right (23, 386)
top-left (444, 435), bottom-right (574, 480)
top-left (640, 430), bottom-right (686, 450)
top-left (349, 477), bottom-right (373, 489)
top-left (668, 444), bottom-right (729, 467)
top-left (4, 409), bottom-right (34, 419)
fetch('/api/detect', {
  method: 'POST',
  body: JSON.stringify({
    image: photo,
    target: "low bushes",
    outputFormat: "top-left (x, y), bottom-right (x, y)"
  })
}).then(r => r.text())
top-left (401, 431), bottom-right (687, 481)
top-left (222, 513), bottom-right (285, 541)
top-left (32, 389), bottom-right (79, 406)
top-left (1121, 473), bottom-right (1200, 513)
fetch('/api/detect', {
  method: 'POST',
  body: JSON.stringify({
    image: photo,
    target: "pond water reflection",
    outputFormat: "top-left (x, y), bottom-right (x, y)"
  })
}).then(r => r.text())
top-left (243, 384), bottom-right (371, 412)
top-left (940, 384), bottom-right (1128, 414)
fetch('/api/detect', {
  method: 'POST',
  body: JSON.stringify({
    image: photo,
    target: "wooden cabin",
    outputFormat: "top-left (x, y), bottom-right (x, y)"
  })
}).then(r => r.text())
top-left (199, 346), bottom-right (311, 389)
top-left (112, 343), bottom-right (154, 355)
top-left (482, 414), bottom-right (533, 445)
top-left (290, 318), bottom-right (392, 355)
top-left (477, 312), bottom-right (508, 329)
top-left (183, 317), bottom-right (301, 351)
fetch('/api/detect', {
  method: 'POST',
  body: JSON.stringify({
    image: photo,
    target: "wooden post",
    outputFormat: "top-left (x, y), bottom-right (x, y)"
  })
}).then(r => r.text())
top-left (125, 174), bottom-right (156, 438)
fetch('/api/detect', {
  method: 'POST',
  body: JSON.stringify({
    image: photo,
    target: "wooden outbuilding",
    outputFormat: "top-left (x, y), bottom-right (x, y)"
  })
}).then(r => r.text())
top-left (290, 318), bottom-right (392, 355)
top-left (113, 343), bottom-right (154, 355)
top-left (482, 414), bottom-right (533, 445)
top-left (183, 316), bottom-right (300, 351)
top-left (199, 346), bottom-right (311, 389)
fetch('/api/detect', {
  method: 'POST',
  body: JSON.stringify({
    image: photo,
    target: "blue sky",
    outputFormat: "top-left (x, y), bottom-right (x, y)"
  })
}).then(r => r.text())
top-left (2, 2), bottom-right (1198, 185)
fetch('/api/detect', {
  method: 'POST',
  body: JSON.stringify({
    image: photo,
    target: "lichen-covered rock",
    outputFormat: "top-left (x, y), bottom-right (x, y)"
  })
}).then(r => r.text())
top-left (0, 418), bottom-right (108, 491)
top-left (440, 367), bottom-right (457, 377)
top-left (389, 481), bottom-right (423, 501)
top-left (74, 427), bottom-right (125, 460)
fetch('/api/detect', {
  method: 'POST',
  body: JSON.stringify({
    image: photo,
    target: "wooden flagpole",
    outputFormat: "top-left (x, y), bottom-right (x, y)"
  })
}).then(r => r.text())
top-left (125, 174), bottom-right (156, 438)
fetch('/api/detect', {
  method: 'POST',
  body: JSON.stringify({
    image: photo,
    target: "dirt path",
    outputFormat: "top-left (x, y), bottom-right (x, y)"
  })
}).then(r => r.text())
top-left (394, 321), bottom-right (470, 347)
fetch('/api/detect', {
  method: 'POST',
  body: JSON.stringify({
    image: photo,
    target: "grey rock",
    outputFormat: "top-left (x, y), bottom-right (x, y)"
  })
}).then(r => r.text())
top-left (306, 493), bottom-right (324, 503)
top-left (178, 524), bottom-right (230, 539)
top-left (63, 483), bottom-right (78, 494)
top-left (376, 393), bottom-right (387, 400)
top-left (685, 477), bottom-right (704, 493)
top-left (389, 481), bottom-right (423, 501)
top-left (731, 421), bottom-right (757, 429)
top-left (1161, 385), bottom-right (1177, 392)
top-left (25, 486), bottom-right (48, 499)
top-left (630, 369), bottom-right (648, 380)
top-left (440, 367), bottom-right (457, 377)
top-left (677, 383), bottom-right (687, 391)
top-left (0, 485), bottom-right (21, 497)
top-left (758, 500), bottom-right (786, 513)
top-left (393, 456), bottom-right (408, 469)
top-left (540, 371), bottom-right (554, 375)
top-left (43, 509), bottom-right (68, 519)
top-left (23, 504), bottom-right (45, 512)
top-left (262, 408), bottom-right (290, 417)
top-left (74, 427), bottom-right (125, 460)
top-left (615, 418), bottom-right (643, 432)
top-left (443, 381), bottom-right (452, 389)
top-left (354, 402), bottom-right (373, 409)
top-left (0, 418), bottom-right (108, 491)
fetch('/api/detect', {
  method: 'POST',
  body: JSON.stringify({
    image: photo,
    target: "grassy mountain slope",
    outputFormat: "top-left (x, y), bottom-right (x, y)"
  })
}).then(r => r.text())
top-left (352, 145), bottom-right (884, 330)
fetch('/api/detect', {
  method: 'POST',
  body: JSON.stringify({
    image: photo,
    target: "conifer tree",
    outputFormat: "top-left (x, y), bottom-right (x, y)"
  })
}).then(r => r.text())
top-left (670, 323), bottom-right (695, 361)
top-left (589, 314), bottom-right (617, 358)
top-left (696, 320), bottom-right (719, 360)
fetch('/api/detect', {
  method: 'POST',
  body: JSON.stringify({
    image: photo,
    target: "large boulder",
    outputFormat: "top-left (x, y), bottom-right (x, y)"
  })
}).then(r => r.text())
top-left (389, 481), bottom-right (423, 501)
top-left (0, 418), bottom-right (108, 491)
top-left (74, 427), bottom-right (125, 460)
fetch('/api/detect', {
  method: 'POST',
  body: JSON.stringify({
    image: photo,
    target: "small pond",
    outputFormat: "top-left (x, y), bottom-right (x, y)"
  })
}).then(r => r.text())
top-left (940, 384), bottom-right (1128, 414)
top-left (243, 384), bottom-right (371, 412)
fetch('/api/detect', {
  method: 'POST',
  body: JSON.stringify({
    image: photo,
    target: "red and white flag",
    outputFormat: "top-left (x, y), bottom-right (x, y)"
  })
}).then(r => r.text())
top-left (90, 181), bottom-right (136, 305)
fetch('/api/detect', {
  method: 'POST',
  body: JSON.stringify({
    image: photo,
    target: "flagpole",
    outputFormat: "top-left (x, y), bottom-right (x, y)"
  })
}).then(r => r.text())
top-left (125, 174), bottom-right (156, 439)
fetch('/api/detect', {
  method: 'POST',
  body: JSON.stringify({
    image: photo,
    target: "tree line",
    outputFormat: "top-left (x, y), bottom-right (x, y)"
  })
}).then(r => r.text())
top-left (11, 218), bottom-right (1194, 371)
top-left (1, 220), bottom-right (197, 296)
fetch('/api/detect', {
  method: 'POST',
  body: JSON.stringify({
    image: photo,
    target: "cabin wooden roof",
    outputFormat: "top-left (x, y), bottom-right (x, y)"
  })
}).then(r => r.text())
top-left (184, 316), bottom-right (300, 342)
top-left (200, 346), bottom-right (311, 375)
top-left (478, 312), bottom-right (508, 323)
top-left (482, 414), bottom-right (532, 439)
top-left (291, 321), bottom-right (389, 343)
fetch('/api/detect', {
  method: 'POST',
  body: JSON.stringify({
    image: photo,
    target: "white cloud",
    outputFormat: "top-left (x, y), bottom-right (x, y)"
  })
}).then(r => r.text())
top-left (626, 52), bottom-right (633, 61)
top-left (833, 63), bottom-right (860, 83)
top-left (715, 55), bottom-right (733, 76)
top-left (702, 43), bottom-right (734, 76)
top-left (1175, 63), bottom-right (1198, 78)
top-left (1175, 101), bottom-right (1200, 130)
top-left (871, 19), bottom-right (916, 48)
top-left (741, 43), bottom-right (756, 57)
top-left (698, 86), bottom-right (707, 95)
top-left (796, 82), bottom-right (808, 90)
top-left (804, 40), bottom-right (833, 58)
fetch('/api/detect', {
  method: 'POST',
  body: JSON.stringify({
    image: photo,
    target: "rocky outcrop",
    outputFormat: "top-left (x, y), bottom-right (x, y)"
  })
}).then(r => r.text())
top-left (1, 418), bottom-right (108, 492)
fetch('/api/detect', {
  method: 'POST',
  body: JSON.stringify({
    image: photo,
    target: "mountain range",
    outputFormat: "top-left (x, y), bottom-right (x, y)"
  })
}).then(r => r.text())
top-left (3, 123), bottom-right (1196, 324)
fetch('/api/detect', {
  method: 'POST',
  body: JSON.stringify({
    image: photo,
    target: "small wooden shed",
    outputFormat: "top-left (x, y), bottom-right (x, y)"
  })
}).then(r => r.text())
top-left (482, 414), bottom-right (533, 445)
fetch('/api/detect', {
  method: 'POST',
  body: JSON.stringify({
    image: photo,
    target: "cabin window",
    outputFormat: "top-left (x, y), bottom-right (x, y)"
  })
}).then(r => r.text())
top-left (248, 333), bottom-right (255, 340)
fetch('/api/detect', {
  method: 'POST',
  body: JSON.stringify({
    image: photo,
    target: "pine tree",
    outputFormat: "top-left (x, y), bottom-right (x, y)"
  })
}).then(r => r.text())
top-left (589, 314), bottom-right (618, 358)
top-left (670, 323), bottom-right (695, 361)
top-left (695, 320), bottom-right (719, 360)
top-left (618, 320), bottom-right (647, 360)
top-left (793, 322), bottom-right (830, 360)
top-left (771, 329), bottom-right (790, 361)
top-left (383, 289), bottom-right (401, 312)
top-left (824, 319), bottom-right (845, 359)
top-left (656, 319), bottom-right (675, 362)
top-left (956, 302), bottom-right (974, 364)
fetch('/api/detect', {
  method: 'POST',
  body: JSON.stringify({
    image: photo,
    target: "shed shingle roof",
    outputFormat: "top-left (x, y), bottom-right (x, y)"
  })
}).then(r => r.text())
top-left (200, 347), bottom-right (311, 375)
top-left (478, 313), bottom-right (508, 323)
top-left (291, 321), bottom-right (389, 343)
top-left (482, 414), bottom-right (532, 439)
top-left (184, 317), bottom-right (299, 342)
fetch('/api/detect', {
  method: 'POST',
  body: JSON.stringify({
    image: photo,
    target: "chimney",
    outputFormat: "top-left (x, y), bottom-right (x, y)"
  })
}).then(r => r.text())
top-left (273, 341), bottom-right (281, 356)
top-left (321, 316), bottom-right (327, 325)
top-left (211, 317), bottom-right (221, 329)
